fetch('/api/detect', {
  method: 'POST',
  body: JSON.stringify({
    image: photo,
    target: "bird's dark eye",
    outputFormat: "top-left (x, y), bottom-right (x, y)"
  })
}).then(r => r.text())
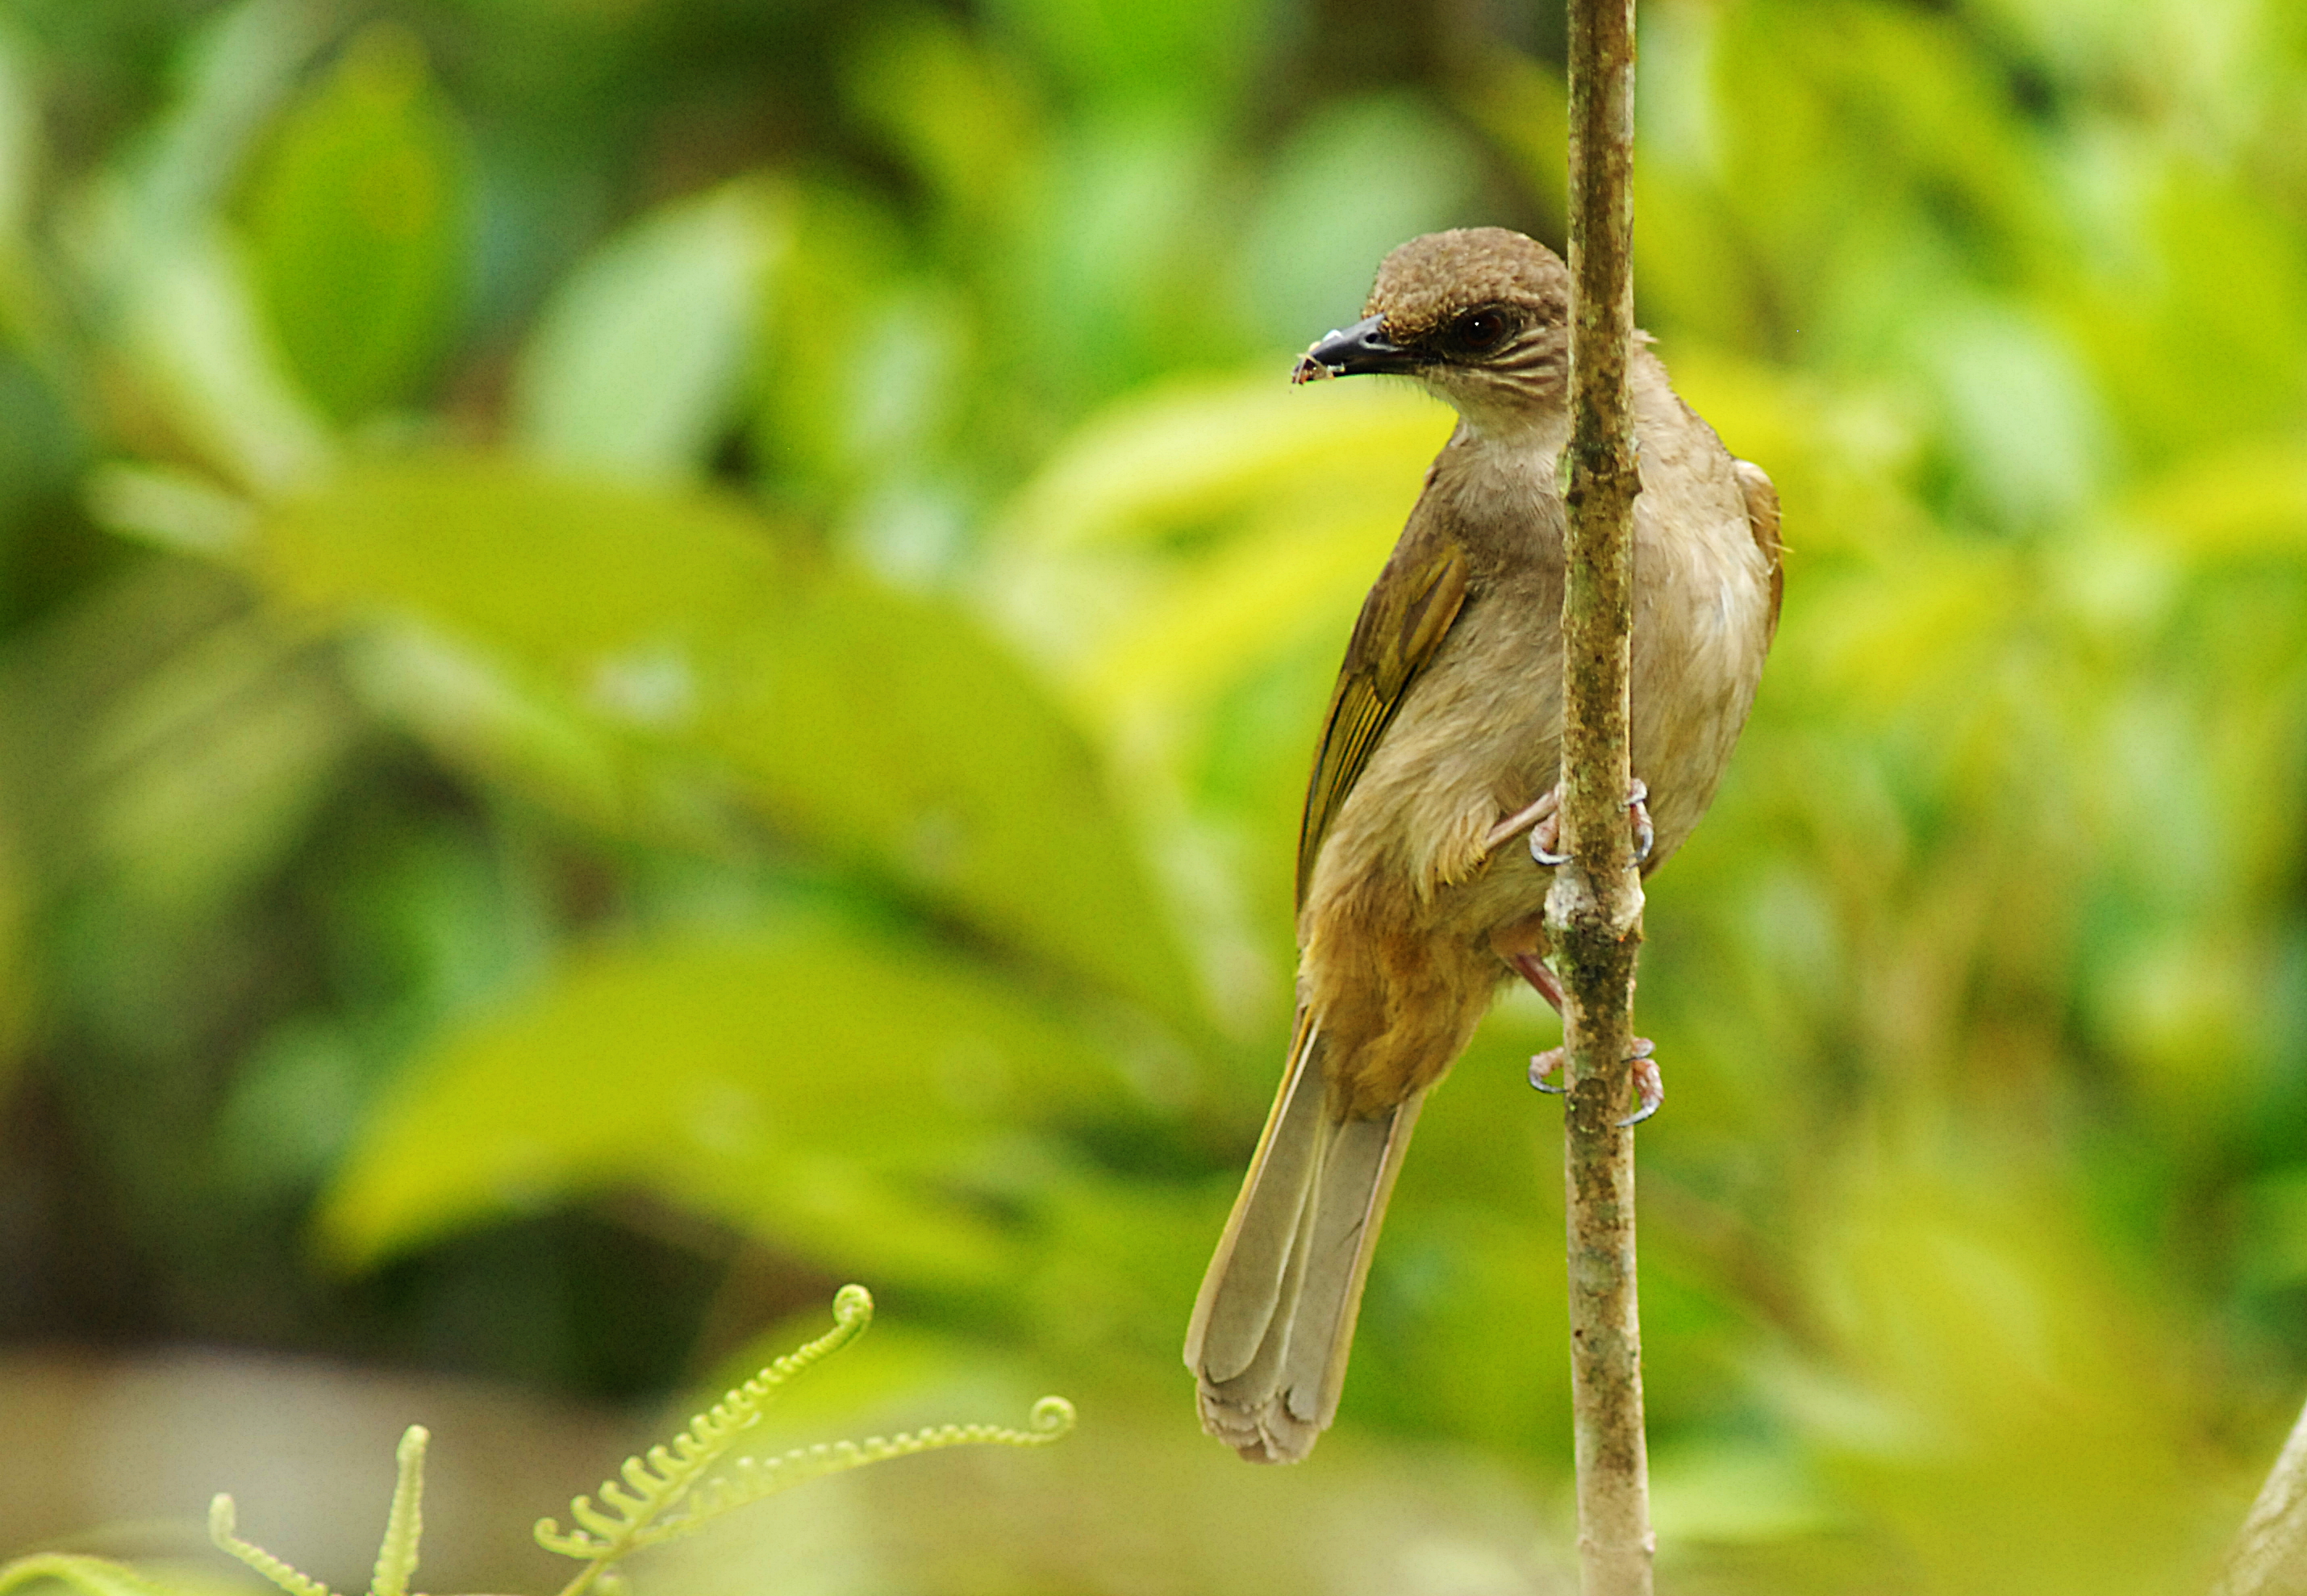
top-left (1445, 308), bottom-right (1515, 356)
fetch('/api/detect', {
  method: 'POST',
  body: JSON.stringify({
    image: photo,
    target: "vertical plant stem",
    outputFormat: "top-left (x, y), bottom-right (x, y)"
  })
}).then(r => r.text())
top-left (1546, 0), bottom-right (1653, 1589)
top-left (2215, 1393), bottom-right (2307, 1596)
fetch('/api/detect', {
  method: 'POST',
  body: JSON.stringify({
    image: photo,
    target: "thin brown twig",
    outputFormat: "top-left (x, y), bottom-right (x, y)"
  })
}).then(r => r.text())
top-left (1546, 0), bottom-right (1654, 1589)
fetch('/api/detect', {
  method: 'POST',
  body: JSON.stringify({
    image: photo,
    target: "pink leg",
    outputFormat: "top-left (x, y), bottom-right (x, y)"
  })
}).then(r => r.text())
top-left (1484, 788), bottom-right (1559, 853)
top-left (1505, 950), bottom-right (1563, 1011)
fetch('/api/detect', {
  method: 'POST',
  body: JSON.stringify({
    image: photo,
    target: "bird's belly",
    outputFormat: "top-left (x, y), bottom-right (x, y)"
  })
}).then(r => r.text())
top-left (1294, 605), bottom-right (1565, 1114)
top-left (1627, 543), bottom-right (1775, 869)
top-left (1295, 514), bottom-right (1771, 1113)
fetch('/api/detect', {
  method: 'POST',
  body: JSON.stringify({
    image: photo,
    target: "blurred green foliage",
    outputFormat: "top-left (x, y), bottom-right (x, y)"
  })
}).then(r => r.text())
top-left (2, 0), bottom-right (2305, 1590)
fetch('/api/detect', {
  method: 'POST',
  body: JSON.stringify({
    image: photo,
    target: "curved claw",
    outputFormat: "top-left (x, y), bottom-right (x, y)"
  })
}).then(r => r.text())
top-left (1626, 778), bottom-right (1654, 866)
top-left (1529, 1047), bottom-right (1565, 1095)
top-left (1616, 1039), bottom-right (1663, 1127)
top-left (1535, 1040), bottom-right (1663, 1124)
top-left (1526, 779), bottom-right (1654, 867)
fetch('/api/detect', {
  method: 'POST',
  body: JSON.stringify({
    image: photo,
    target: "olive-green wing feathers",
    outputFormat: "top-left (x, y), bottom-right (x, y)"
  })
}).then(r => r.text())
top-left (1295, 540), bottom-right (1471, 906)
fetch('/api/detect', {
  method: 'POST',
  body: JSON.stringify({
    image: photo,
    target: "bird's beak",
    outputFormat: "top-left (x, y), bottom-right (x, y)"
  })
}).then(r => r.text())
top-left (1291, 315), bottom-right (1420, 384)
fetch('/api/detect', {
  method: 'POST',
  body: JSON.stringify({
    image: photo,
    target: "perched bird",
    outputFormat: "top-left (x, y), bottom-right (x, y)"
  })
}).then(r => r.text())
top-left (1183, 227), bottom-right (1782, 1464)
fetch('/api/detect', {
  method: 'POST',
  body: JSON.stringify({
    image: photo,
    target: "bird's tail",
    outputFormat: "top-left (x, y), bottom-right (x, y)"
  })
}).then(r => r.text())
top-left (1183, 1014), bottom-right (1425, 1463)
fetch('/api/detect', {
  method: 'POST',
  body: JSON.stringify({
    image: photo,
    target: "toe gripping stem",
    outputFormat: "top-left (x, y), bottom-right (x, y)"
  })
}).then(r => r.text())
top-left (1529, 1038), bottom-right (1662, 1127)
top-left (1525, 778), bottom-right (1653, 869)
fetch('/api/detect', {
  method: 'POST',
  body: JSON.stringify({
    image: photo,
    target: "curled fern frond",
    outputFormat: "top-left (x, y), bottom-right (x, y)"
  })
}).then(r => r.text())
top-left (536, 1287), bottom-right (1076, 1596)
top-left (536, 1285), bottom-right (877, 1582)
top-left (641, 1394), bottom-right (1078, 1541)
top-left (209, 1495), bottom-right (340, 1596)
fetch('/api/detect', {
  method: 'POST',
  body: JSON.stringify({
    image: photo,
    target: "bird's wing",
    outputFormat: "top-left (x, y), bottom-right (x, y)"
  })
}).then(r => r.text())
top-left (1295, 531), bottom-right (1471, 906)
top-left (1734, 458), bottom-right (1784, 643)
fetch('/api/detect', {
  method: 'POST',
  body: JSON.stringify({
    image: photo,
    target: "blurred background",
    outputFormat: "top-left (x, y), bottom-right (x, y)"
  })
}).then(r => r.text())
top-left (0, 0), bottom-right (2304, 1590)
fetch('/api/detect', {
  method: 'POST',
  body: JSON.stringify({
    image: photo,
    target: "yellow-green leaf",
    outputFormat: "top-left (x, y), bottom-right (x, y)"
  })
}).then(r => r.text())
top-left (252, 455), bottom-right (1202, 1023)
top-left (245, 25), bottom-right (468, 421)
top-left (320, 927), bottom-right (1119, 1286)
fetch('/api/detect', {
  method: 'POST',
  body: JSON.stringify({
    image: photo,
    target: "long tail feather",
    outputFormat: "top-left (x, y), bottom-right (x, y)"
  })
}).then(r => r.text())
top-left (1184, 1017), bottom-right (1425, 1462)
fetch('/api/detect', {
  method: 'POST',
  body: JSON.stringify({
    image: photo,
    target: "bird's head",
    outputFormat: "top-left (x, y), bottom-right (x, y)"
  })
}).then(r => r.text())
top-left (1291, 227), bottom-right (1572, 435)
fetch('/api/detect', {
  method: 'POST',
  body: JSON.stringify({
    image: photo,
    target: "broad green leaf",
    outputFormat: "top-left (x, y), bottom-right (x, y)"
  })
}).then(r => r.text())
top-left (988, 372), bottom-right (1444, 709)
top-left (339, 619), bottom-right (637, 840)
top-left (111, 229), bottom-right (335, 493)
top-left (1711, 0), bottom-right (2055, 360)
top-left (245, 25), bottom-right (468, 421)
top-left (1073, 502), bottom-right (1404, 720)
top-left (511, 181), bottom-right (783, 479)
top-left (251, 456), bottom-right (1202, 1023)
top-left (2127, 440), bottom-right (2307, 556)
top-left (999, 369), bottom-right (1444, 556)
top-left (86, 460), bottom-right (256, 560)
top-left (62, 2), bottom-right (337, 490)
top-left (257, 456), bottom-right (772, 652)
top-left (320, 927), bottom-right (1121, 1285)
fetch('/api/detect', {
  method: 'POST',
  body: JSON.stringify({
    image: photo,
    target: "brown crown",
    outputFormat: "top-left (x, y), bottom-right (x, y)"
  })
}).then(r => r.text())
top-left (1365, 227), bottom-right (1571, 344)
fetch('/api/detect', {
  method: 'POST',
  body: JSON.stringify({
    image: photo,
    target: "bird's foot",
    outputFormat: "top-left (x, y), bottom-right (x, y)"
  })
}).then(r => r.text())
top-left (1529, 1037), bottom-right (1663, 1126)
top-left (1529, 1047), bottom-right (1566, 1094)
top-left (1493, 780), bottom-right (1653, 867)
top-left (1627, 777), bottom-right (1655, 866)
top-left (1625, 1039), bottom-right (1664, 1124)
